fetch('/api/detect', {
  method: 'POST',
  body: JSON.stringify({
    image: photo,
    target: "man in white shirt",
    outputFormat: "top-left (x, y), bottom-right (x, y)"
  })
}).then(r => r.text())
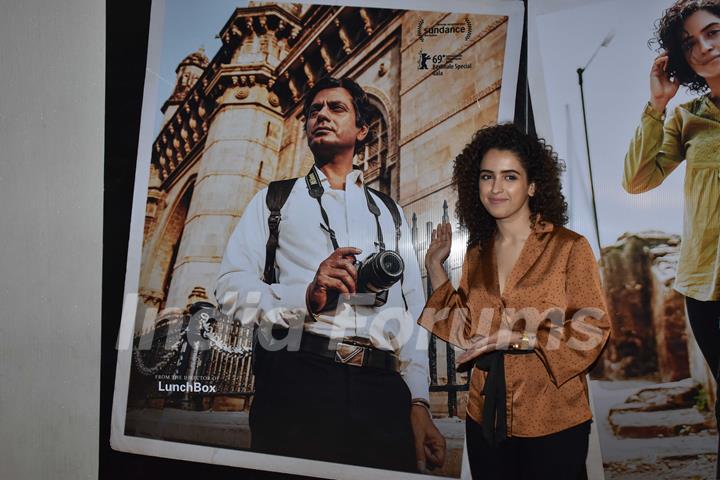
top-left (215, 77), bottom-right (445, 472)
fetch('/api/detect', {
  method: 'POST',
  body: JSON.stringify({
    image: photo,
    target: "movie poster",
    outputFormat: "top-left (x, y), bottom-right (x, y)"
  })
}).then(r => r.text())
top-left (111, 1), bottom-right (523, 478)
top-left (529, 0), bottom-right (718, 478)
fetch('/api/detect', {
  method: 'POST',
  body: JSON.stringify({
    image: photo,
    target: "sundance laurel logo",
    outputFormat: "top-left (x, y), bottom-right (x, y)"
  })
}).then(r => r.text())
top-left (417, 17), bottom-right (472, 42)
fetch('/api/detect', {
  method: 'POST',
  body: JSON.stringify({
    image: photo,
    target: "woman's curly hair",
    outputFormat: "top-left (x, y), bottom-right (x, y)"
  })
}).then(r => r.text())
top-left (453, 123), bottom-right (568, 250)
top-left (651, 0), bottom-right (720, 94)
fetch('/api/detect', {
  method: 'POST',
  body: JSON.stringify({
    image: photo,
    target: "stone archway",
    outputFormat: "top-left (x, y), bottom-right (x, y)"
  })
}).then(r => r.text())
top-left (140, 177), bottom-right (196, 311)
top-left (358, 86), bottom-right (400, 199)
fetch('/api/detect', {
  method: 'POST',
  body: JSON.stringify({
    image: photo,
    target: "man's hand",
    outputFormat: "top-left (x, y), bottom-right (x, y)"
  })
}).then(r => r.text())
top-left (410, 404), bottom-right (446, 473)
top-left (306, 247), bottom-right (361, 314)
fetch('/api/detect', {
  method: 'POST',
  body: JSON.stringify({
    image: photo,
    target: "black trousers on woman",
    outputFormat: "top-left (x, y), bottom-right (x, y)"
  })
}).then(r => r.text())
top-left (685, 297), bottom-right (720, 479)
top-left (249, 347), bottom-right (417, 473)
top-left (466, 416), bottom-right (590, 480)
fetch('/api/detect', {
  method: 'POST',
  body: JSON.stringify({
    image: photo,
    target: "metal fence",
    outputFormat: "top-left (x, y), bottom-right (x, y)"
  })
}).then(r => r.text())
top-left (132, 199), bottom-right (469, 416)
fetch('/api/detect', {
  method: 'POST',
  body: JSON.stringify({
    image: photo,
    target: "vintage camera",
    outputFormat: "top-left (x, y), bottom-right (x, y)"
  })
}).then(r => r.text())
top-left (356, 250), bottom-right (404, 306)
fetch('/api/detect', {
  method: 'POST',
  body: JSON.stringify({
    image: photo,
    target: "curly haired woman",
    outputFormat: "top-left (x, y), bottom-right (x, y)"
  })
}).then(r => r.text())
top-left (419, 123), bottom-right (610, 480)
top-left (623, 1), bottom-right (720, 476)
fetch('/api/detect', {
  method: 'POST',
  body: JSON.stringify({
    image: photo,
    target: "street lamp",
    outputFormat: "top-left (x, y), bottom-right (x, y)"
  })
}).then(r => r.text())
top-left (576, 29), bottom-right (614, 251)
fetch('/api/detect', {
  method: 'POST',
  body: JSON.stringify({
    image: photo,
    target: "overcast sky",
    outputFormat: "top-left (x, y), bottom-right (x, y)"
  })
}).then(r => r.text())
top-left (533, 0), bottom-right (693, 248)
top-left (148, 0), bottom-right (247, 133)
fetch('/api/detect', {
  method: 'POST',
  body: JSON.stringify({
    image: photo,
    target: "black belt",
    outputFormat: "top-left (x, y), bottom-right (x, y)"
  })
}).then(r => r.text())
top-left (299, 331), bottom-right (400, 372)
top-left (461, 349), bottom-right (534, 445)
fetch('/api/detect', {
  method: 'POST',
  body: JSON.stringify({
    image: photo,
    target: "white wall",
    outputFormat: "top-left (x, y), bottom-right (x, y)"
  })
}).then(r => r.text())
top-left (0, 0), bottom-right (104, 478)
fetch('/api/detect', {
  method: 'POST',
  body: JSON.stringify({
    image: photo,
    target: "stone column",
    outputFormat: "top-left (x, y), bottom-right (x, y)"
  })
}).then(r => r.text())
top-left (164, 79), bottom-right (284, 309)
top-left (648, 243), bottom-right (689, 382)
top-left (144, 164), bottom-right (165, 245)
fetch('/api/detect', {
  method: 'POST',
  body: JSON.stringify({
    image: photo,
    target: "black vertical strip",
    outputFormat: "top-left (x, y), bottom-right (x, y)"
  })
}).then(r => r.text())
top-left (513, 0), bottom-right (535, 136)
top-left (100, 0), bottom-right (149, 477)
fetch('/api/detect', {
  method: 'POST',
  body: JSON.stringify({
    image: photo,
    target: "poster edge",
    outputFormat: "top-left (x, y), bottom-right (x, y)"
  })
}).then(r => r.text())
top-left (110, 2), bottom-right (524, 479)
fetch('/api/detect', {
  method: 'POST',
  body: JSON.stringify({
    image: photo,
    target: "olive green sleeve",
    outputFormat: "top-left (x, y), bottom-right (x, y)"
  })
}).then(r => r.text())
top-left (622, 103), bottom-right (684, 194)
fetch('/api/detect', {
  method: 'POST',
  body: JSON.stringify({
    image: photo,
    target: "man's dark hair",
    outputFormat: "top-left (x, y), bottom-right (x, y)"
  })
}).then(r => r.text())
top-left (453, 123), bottom-right (568, 250)
top-left (652, 0), bottom-right (720, 94)
top-left (303, 77), bottom-right (374, 154)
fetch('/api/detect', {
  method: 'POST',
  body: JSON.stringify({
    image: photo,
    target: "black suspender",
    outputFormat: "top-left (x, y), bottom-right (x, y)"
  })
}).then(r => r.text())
top-left (263, 178), bottom-right (297, 285)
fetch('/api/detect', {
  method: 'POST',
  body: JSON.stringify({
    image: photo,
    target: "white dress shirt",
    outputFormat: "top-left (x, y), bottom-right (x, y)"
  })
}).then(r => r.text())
top-left (215, 168), bottom-right (430, 401)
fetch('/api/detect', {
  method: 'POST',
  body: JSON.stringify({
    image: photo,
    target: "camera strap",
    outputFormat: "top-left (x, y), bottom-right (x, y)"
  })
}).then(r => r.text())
top-left (305, 166), bottom-right (340, 250)
top-left (304, 166), bottom-right (408, 311)
top-left (305, 166), bottom-right (385, 251)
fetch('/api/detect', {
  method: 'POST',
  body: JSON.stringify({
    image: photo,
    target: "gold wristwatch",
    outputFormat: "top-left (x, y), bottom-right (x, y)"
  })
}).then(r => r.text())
top-left (520, 331), bottom-right (536, 350)
top-left (510, 332), bottom-right (536, 351)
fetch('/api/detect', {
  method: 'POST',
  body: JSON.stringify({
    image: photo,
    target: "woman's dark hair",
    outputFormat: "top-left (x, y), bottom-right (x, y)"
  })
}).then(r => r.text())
top-left (302, 76), bottom-right (374, 154)
top-left (652, 0), bottom-right (720, 94)
top-left (453, 123), bottom-right (568, 250)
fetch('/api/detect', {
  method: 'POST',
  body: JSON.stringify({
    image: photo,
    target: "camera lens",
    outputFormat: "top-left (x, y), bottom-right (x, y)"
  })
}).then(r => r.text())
top-left (356, 251), bottom-right (404, 293)
top-left (380, 252), bottom-right (402, 275)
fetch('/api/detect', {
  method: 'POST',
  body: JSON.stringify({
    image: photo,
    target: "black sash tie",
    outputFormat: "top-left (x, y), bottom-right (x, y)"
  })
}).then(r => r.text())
top-left (473, 350), bottom-right (507, 445)
top-left (461, 349), bottom-right (535, 445)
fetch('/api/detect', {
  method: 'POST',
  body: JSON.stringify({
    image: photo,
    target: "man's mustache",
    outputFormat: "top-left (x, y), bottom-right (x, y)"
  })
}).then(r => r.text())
top-left (312, 125), bottom-right (335, 134)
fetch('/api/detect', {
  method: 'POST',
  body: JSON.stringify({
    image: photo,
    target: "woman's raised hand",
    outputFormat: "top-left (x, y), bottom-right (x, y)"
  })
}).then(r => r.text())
top-left (650, 53), bottom-right (680, 113)
top-left (424, 222), bottom-right (452, 291)
top-left (425, 222), bottom-right (452, 269)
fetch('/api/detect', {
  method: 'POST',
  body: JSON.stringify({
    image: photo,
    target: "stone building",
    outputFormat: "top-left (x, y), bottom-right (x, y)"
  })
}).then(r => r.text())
top-left (131, 2), bottom-right (511, 416)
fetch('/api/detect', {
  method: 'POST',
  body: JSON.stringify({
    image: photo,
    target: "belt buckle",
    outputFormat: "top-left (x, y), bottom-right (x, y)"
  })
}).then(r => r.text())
top-left (335, 342), bottom-right (366, 367)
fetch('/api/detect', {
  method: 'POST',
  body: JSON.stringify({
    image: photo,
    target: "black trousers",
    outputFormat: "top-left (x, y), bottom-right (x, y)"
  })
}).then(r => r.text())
top-left (466, 416), bottom-right (590, 480)
top-left (685, 297), bottom-right (720, 479)
top-left (249, 347), bottom-right (417, 473)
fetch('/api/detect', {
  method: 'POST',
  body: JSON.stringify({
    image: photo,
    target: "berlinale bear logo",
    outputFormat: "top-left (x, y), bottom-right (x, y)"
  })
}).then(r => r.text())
top-left (418, 51), bottom-right (431, 70)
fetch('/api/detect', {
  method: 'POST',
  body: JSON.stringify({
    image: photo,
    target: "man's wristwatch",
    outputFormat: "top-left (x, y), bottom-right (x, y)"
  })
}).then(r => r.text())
top-left (411, 398), bottom-right (432, 415)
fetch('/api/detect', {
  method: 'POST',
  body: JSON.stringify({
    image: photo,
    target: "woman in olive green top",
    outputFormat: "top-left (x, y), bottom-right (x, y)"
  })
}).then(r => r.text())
top-left (623, 0), bottom-right (720, 476)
